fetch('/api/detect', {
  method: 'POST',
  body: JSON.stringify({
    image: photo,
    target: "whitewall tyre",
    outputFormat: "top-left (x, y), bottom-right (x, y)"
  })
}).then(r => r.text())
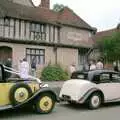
top-left (87, 92), bottom-right (102, 109)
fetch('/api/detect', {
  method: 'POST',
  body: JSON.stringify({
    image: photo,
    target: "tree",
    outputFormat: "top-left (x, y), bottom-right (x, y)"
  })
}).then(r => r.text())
top-left (96, 32), bottom-right (120, 62)
top-left (53, 4), bottom-right (65, 12)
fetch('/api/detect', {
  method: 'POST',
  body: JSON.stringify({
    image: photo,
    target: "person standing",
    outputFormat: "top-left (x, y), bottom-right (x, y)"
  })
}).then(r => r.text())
top-left (4, 58), bottom-right (12, 79)
top-left (89, 60), bottom-right (96, 70)
top-left (113, 61), bottom-right (119, 72)
top-left (5, 58), bottom-right (12, 68)
top-left (69, 63), bottom-right (76, 74)
top-left (19, 58), bottom-right (29, 79)
top-left (96, 59), bottom-right (104, 70)
top-left (31, 57), bottom-right (37, 77)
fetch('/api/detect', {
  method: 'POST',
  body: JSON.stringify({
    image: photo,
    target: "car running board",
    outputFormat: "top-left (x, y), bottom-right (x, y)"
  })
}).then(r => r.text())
top-left (0, 105), bottom-right (12, 111)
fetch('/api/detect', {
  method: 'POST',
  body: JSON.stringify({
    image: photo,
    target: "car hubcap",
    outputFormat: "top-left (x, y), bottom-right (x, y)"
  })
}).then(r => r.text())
top-left (39, 96), bottom-right (53, 111)
top-left (14, 88), bottom-right (29, 103)
top-left (91, 95), bottom-right (100, 108)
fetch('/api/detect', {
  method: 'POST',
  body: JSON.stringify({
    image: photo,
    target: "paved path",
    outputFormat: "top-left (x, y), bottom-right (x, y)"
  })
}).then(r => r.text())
top-left (44, 81), bottom-right (64, 88)
top-left (1, 102), bottom-right (120, 120)
top-left (43, 81), bottom-right (64, 96)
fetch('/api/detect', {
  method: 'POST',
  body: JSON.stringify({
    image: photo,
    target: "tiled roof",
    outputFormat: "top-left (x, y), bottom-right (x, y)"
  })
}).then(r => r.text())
top-left (0, 0), bottom-right (94, 30)
top-left (0, 0), bottom-right (58, 25)
top-left (57, 7), bottom-right (93, 30)
top-left (92, 28), bottom-right (120, 42)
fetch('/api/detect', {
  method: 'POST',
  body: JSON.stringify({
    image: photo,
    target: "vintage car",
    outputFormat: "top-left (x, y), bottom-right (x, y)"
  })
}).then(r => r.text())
top-left (0, 64), bottom-right (57, 114)
top-left (59, 70), bottom-right (120, 109)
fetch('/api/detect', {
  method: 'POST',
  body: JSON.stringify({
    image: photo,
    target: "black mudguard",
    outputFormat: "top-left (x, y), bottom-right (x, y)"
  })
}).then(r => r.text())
top-left (79, 88), bottom-right (104, 103)
top-left (0, 87), bottom-right (58, 111)
top-left (13, 87), bottom-right (58, 108)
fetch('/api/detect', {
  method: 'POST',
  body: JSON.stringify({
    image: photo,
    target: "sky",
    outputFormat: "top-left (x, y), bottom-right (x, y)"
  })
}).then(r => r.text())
top-left (34, 0), bottom-right (120, 32)
top-left (49, 0), bottom-right (120, 32)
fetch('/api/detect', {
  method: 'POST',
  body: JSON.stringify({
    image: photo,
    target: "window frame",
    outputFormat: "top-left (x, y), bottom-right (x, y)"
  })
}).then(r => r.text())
top-left (111, 73), bottom-right (120, 83)
top-left (1, 18), bottom-right (15, 38)
top-left (30, 23), bottom-right (46, 41)
top-left (26, 48), bottom-right (45, 65)
top-left (99, 73), bottom-right (111, 83)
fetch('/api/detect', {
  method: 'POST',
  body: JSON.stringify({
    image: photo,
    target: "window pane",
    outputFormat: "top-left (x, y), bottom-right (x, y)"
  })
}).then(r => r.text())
top-left (100, 74), bottom-right (109, 80)
top-left (0, 25), bottom-right (4, 36)
top-left (30, 23), bottom-right (35, 31)
top-left (34, 33), bottom-right (41, 40)
top-left (4, 19), bottom-right (10, 26)
top-left (36, 24), bottom-right (40, 32)
top-left (0, 19), bottom-right (4, 25)
top-left (10, 19), bottom-right (14, 27)
top-left (40, 56), bottom-right (44, 64)
top-left (40, 50), bottom-right (44, 54)
top-left (41, 33), bottom-right (46, 41)
top-left (31, 49), bottom-right (35, 54)
top-left (26, 49), bottom-right (30, 54)
top-left (27, 55), bottom-right (31, 63)
top-left (100, 73), bottom-right (110, 83)
top-left (36, 50), bottom-right (39, 54)
top-left (41, 25), bottom-right (44, 32)
top-left (112, 74), bottom-right (120, 81)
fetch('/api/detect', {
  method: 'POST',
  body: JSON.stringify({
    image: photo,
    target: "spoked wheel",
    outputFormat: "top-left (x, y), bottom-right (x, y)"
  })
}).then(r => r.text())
top-left (35, 93), bottom-right (55, 114)
top-left (9, 83), bottom-right (32, 105)
top-left (87, 92), bottom-right (102, 109)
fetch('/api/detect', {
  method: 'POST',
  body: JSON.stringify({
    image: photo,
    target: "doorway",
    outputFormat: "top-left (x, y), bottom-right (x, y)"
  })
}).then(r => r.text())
top-left (0, 46), bottom-right (12, 64)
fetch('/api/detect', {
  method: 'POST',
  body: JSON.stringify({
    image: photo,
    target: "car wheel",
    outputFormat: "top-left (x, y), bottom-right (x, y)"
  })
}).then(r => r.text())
top-left (9, 83), bottom-right (32, 105)
top-left (35, 93), bottom-right (55, 114)
top-left (87, 92), bottom-right (102, 109)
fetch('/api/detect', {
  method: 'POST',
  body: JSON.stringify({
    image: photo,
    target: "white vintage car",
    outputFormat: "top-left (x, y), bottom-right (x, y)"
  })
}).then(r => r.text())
top-left (59, 70), bottom-right (120, 109)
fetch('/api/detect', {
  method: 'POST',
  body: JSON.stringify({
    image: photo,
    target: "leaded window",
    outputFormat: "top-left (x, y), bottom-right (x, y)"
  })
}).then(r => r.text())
top-left (26, 48), bottom-right (45, 65)
top-left (30, 23), bottom-right (46, 41)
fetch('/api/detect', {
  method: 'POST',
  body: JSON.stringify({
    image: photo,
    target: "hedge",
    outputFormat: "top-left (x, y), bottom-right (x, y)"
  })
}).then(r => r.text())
top-left (41, 64), bottom-right (69, 81)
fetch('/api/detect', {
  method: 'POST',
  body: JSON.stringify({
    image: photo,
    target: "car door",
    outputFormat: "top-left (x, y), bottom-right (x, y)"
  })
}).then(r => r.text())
top-left (0, 65), bottom-right (14, 106)
top-left (109, 73), bottom-right (120, 100)
top-left (97, 72), bottom-right (120, 102)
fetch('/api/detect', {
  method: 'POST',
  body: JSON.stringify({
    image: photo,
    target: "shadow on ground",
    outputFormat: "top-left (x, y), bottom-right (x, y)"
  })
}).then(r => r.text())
top-left (1, 102), bottom-right (120, 119)
top-left (59, 101), bottom-right (120, 111)
top-left (0, 108), bottom-right (34, 119)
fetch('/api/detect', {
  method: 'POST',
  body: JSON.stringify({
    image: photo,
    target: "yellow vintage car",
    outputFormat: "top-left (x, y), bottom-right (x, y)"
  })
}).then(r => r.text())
top-left (0, 64), bottom-right (57, 114)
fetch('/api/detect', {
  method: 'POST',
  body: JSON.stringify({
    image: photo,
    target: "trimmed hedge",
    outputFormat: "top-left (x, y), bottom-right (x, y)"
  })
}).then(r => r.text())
top-left (41, 65), bottom-right (69, 81)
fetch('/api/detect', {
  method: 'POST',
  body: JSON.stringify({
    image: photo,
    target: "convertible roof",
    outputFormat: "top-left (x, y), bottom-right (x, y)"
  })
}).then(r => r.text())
top-left (87, 69), bottom-right (119, 81)
top-left (89, 69), bottom-right (118, 75)
top-left (72, 69), bottom-right (118, 75)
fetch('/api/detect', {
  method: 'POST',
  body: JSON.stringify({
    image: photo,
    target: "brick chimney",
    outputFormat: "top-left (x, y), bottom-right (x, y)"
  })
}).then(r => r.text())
top-left (40, 0), bottom-right (50, 9)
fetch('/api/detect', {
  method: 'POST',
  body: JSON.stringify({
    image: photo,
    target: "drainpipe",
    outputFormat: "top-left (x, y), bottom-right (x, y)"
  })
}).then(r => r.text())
top-left (53, 45), bottom-right (57, 65)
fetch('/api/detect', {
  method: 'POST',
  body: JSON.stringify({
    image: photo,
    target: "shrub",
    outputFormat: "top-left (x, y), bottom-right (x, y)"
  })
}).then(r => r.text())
top-left (41, 65), bottom-right (69, 81)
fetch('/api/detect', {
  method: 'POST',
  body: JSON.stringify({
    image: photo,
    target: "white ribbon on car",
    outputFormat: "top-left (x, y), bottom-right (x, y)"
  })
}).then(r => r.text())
top-left (3, 65), bottom-right (42, 84)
